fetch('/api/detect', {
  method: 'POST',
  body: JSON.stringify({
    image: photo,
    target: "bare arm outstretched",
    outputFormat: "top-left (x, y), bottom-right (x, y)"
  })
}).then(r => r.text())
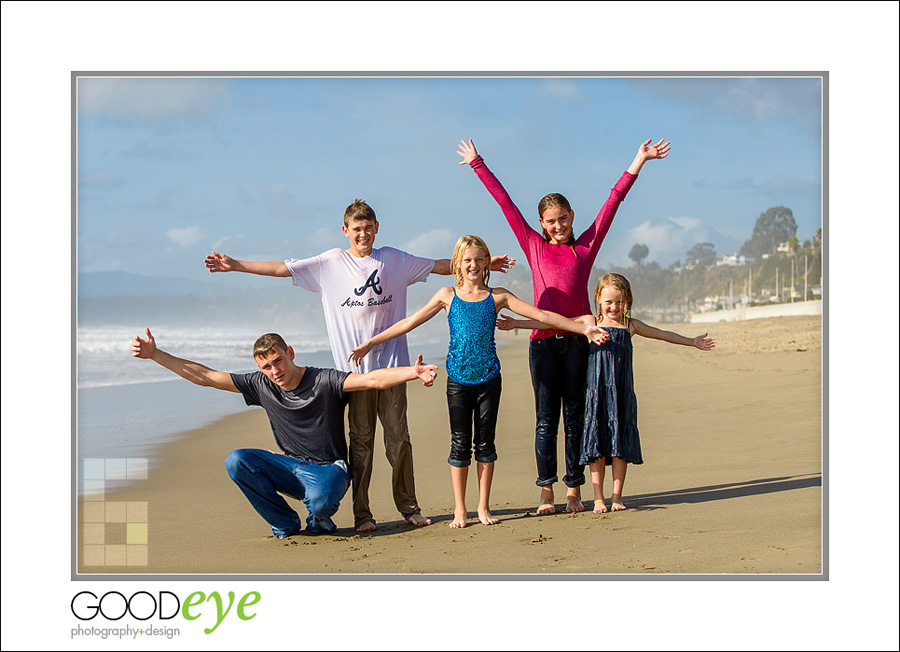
top-left (631, 319), bottom-right (715, 350)
top-left (204, 251), bottom-right (290, 277)
top-left (343, 354), bottom-right (439, 391)
top-left (131, 328), bottom-right (240, 392)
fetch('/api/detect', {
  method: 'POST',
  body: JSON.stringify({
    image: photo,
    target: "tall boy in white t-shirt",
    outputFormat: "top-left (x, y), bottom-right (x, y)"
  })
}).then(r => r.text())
top-left (204, 199), bottom-right (513, 531)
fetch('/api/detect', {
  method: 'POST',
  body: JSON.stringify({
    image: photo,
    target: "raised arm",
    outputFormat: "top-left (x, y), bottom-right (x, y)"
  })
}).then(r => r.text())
top-left (457, 139), bottom-right (535, 251)
top-left (349, 288), bottom-right (451, 365)
top-left (204, 251), bottom-right (290, 277)
top-left (626, 138), bottom-right (671, 176)
top-left (343, 354), bottom-right (439, 391)
top-left (631, 319), bottom-right (715, 350)
top-left (131, 328), bottom-right (239, 392)
top-left (495, 290), bottom-right (608, 345)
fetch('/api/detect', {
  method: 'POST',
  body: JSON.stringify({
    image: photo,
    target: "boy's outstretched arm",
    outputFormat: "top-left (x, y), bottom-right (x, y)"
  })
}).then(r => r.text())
top-left (204, 251), bottom-right (290, 277)
top-left (132, 328), bottom-right (240, 391)
top-left (626, 138), bottom-right (671, 176)
top-left (431, 255), bottom-right (516, 276)
top-left (631, 319), bottom-right (715, 350)
top-left (343, 355), bottom-right (439, 391)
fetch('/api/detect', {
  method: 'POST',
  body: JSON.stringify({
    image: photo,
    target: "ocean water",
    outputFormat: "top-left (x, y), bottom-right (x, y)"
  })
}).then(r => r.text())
top-left (75, 325), bottom-right (450, 490)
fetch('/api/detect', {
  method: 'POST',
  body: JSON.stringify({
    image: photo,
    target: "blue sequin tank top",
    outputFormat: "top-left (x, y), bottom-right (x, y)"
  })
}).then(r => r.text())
top-left (446, 288), bottom-right (501, 385)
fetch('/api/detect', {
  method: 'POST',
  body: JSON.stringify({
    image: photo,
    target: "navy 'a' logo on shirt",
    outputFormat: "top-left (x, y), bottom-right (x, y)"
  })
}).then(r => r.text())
top-left (354, 270), bottom-right (383, 296)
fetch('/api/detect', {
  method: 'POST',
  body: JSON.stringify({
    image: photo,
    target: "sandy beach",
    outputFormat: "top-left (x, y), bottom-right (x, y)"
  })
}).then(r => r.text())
top-left (77, 314), bottom-right (822, 576)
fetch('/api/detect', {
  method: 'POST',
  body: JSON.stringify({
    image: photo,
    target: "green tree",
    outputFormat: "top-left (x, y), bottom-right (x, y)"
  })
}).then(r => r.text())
top-left (686, 242), bottom-right (717, 266)
top-left (740, 206), bottom-right (798, 257)
top-left (628, 243), bottom-right (649, 268)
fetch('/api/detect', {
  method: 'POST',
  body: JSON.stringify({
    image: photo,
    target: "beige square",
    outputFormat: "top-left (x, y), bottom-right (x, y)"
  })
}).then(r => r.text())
top-left (127, 545), bottom-right (148, 566)
top-left (83, 522), bottom-right (105, 545)
top-left (105, 502), bottom-right (127, 523)
top-left (126, 502), bottom-right (148, 522)
top-left (127, 523), bottom-right (148, 545)
top-left (83, 545), bottom-right (105, 566)
top-left (105, 545), bottom-right (127, 566)
top-left (83, 502), bottom-right (106, 523)
top-left (127, 458), bottom-right (148, 480)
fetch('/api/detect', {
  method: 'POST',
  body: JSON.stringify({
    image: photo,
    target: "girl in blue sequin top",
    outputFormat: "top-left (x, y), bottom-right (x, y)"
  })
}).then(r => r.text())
top-left (350, 235), bottom-right (608, 528)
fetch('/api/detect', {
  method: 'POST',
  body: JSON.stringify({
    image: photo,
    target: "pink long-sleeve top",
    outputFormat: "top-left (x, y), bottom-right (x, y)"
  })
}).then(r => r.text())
top-left (469, 155), bottom-right (637, 339)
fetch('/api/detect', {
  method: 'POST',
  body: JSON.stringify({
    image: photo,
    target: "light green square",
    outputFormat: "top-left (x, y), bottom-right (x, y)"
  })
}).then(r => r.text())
top-left (126, 522), bottom-right (148, 545)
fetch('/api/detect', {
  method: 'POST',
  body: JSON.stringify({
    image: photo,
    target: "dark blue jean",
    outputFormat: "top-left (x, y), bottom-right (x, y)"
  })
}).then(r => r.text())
top-left (528, 335), bottom-right (588, 487)
top-left (446, 374), bottom-right (502, 467)
top-left (224, 448), bottom-right (350, 537)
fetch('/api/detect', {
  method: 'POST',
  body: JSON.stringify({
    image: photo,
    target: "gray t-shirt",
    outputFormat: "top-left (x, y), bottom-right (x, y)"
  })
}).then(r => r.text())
top-left (230, 367), bottom-right (351, 463)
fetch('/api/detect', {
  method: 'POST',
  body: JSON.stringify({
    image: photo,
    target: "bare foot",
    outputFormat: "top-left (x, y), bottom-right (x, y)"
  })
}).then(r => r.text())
top-left (478, 508), bottom-right (500, 526)
top-left (356, 520), bottom-right (377, 532)
top-left (536, 486), bottom-right (556, 515)
top-left (406, 513), bottom-right (432, 527)
top-left (593, 499), bottom-right (608, 513)
top-left (449, 511), bottom-right (468, 528)
top-left (611, 495), bottom-right (627, 511)
top-left (565, 490), bottom-right (585, 513)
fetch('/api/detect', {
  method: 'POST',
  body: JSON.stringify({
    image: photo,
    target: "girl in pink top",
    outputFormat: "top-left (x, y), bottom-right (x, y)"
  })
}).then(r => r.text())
top-left (457, 137), bottom-right (671, 515)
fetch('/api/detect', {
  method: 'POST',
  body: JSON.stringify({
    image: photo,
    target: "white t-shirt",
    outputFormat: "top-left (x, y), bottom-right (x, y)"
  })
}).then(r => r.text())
top-left (286, 247), bottom-right (435, 372)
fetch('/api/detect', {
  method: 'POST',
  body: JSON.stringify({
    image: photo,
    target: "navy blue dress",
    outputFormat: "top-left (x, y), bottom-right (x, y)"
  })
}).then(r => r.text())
top-left (580, 327), bottom-right (643, 465)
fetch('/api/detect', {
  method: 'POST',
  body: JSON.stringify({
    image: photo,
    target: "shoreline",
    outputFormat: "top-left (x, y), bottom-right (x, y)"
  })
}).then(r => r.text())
top-left (76, 315), bottom-right (822, 576)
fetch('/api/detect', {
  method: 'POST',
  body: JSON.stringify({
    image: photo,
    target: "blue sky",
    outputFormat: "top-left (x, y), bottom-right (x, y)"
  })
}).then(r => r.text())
top-left (77, 75), bottom-right (822, 281)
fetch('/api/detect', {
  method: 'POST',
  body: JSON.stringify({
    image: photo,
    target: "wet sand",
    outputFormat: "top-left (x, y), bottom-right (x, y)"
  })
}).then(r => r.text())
top-left (77, 315), bottom-right (822, 575)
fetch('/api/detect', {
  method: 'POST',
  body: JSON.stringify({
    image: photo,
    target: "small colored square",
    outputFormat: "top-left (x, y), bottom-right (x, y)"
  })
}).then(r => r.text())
top-left (83, 458), bottom-right (106, 480)
top-left (127, 458), bottom-right (148, 480)
top-left (106, 458), bottom-right (127, 480)
top-left (83, 523), bottom-right (105, 545)
top-left (105, 502), bottom-right (127, 523)
top-left (127, 502), bottom-right (148, 522)
top-left (83, 479), bottom-right (105, 500)
top-left (83, 502), bottom-right (106, 523)
top-left (127, 522), bottom-right (148, 545)
top-left (104, 523), bottom-right (127, 545)
top-left (127, 545), bottom-right (148, 566)
top-left (105, 545), bottom-right (127, 566)
top-left (83, 545), bottom-right (106, 566)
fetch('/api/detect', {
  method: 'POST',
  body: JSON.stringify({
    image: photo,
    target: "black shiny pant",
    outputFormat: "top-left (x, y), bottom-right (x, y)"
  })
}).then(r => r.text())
top-left (446, 374), bottom-right (502, 467)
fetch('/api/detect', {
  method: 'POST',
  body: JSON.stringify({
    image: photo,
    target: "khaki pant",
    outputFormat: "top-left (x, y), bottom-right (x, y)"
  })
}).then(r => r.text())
top-left (347, 385), bottom-right (420, 528)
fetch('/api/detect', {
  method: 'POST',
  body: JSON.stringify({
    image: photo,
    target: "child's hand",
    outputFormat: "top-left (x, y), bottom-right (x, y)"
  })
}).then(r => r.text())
top-left (637, 138), bottom-right (671, 162)
top-left (205, 251), bottom-right (236, 273)
top-left (457, 138), bottom-right (479, 165)
top-left (585, 325), bottom-right (610, 345)
top-left (413, 354), bottom-right (439, 387)
top-left (495, 314), bottom-right (520, 331)
top-left (692, 333), bottom-right (716, 351)
top-left (348, 342), bottom-right (373, 366)
top-left (490, 254), bottom-right (516, 273)
top-left (131, 327), bottom-right (158, 359)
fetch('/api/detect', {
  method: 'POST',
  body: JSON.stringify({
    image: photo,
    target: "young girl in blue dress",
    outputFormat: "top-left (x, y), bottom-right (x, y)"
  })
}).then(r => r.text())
top-left (498, 273), bottom-right (715, 513)
top-left (350, 235), bottom-right (607, 528)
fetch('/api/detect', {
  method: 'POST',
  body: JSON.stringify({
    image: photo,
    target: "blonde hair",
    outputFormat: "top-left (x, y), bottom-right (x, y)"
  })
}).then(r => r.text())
top-left (593, 273), bottom-right (633, 327)
top-left (450, 235), bottom-right (491, 288)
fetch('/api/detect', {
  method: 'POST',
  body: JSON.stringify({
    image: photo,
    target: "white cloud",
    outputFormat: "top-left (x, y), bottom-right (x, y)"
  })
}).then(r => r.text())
top-left (403, 228), bottom-right (456, 259)
top-left (167, 226), bottom-right (205, 248)
top-left (78, 78), bottom-right (229, 124)
top-left (619, 216), bottom-right (713, 266)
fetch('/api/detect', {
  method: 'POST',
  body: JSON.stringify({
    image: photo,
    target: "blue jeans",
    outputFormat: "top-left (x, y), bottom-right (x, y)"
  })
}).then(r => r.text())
top-left (446, 374), bottom-right (502, 467)
top-left (529, 336), bottom-right (588, 488)
top-left (224, 449), bottom-right (350, 538)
